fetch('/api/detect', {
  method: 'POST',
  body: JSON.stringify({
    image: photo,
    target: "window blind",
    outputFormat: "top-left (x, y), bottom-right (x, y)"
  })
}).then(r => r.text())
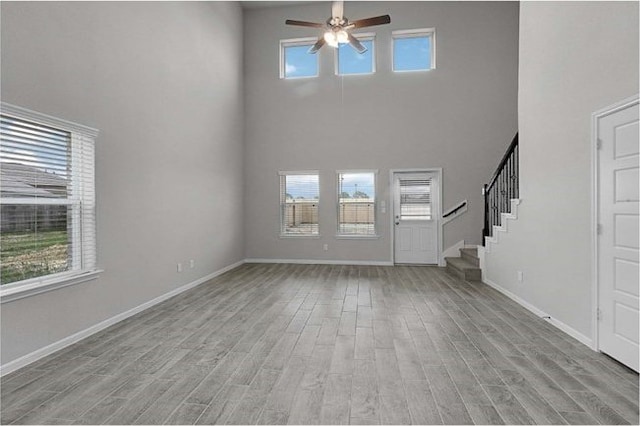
top-left (279, 172), bottom-right (319, 235)
top-left (338, 172), bottom-right (375, 235)
top-left (399, 178), bottom-right (432, 220)
top-left (0, 111), bottom-right (96, 286)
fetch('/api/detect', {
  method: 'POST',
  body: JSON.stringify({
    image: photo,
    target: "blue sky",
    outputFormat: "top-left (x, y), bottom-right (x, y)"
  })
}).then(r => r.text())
top-left (284, 45), bottom-right (318, 78)
top-left (285, 34), bottom-right (431, 78)
top-left (285, 174), bottom-right (319, 199)
top-left (394, 36), bottom-right (431, 71)
top-left (339, 173), bottom-right (374, 197)
top-left (1, 117), bottom-right (70, 178)
top-left (338, 40), bottom-right (373, 75)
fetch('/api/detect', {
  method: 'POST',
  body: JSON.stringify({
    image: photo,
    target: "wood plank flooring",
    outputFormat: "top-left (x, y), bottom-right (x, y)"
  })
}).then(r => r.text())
top-left (2, 263), bottom-right (638, 425)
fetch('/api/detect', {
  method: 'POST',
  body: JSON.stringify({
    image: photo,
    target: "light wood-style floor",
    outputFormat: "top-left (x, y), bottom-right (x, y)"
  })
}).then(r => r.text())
top-left (2, 263), bottom-right (638, 425)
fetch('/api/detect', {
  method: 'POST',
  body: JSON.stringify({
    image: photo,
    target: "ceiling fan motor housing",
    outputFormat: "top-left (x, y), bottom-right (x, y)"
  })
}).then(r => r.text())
top-left (327, 16), bottom-right (348, 28)
top-left (284, 2), bottom-right (390, 54)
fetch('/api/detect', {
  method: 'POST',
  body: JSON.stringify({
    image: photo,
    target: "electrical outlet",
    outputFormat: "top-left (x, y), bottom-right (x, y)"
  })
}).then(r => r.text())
top-left (190, 259), bottom-right (195, 268)
top-left (177, 263), bottom-right (183, 273)
top-left (517, 271), bottom-right (524, 282)
top-left (323, 244), bottom-right (328, 251)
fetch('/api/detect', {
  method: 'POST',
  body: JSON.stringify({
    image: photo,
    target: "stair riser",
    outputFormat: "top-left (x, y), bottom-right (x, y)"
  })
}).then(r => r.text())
top-left (463, 269), bottom-right (481, 281)
top-left (446, 265), bottom-right (481, 281)
top-left (445, 262), bottom-right (481, 282)
top-left (446, 264), bottom-right (466, 280)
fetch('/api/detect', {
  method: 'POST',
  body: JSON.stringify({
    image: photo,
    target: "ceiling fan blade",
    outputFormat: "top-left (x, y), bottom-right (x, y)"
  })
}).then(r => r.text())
top-left (308, 37), bottom-right (326, 54)
top-left (331, 0), bottom-right (344, 19)
top-left (285, 19), bottom-right (325, 28)
top-left (351, 15), bottom-right (391, 28)
top-left (348, 33), bottom-right (367, 54)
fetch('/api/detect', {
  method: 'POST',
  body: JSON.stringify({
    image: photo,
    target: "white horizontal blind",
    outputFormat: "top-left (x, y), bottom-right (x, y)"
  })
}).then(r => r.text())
top-left (279, 172), bottom-right (319, 235)
top-left (0, 109), bottom-right (97, 286)
top-left (338, 172), bottom-right (375, 235)
top-left (399, 177), bottom-right (432, 220)
top-left (73, 132), bottom-right (96, 272)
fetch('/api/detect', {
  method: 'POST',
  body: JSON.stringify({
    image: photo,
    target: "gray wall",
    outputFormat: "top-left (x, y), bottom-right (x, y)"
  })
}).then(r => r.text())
top-left (244, 1), bottom-right (519, 262)
top-left (1, 1), bottom-right (245, 364)
top-left (485, 2), bottom-right (639, 340)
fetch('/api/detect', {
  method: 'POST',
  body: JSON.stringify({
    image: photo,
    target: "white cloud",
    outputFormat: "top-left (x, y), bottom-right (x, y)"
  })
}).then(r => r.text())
top-left (285, 62), bottom-right (297, 74)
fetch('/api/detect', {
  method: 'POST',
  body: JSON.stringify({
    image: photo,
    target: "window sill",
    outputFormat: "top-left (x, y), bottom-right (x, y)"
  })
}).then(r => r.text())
top-left (279, 234), bottom-right (322, 239)
top-left (1, 270), bottom-right (103, 304)
top-left (336, 72), bottom-right (375, 77)
top-left (392, 68), bottom-right (435, 73)
top-left (335, 234), bottom-right (381, 240)
top-left (281, 75), bottom-right (318, 80)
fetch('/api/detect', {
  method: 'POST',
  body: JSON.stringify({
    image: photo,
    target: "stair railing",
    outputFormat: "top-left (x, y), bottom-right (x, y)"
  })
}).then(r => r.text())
top-left (483, 133), bottom-right (519, 244)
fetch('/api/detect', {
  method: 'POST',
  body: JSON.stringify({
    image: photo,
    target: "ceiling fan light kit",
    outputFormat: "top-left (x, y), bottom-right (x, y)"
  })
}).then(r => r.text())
top-left (285, 1), bottom-right (391, 54)
top-left (324, 29), bottom-right (349, 48)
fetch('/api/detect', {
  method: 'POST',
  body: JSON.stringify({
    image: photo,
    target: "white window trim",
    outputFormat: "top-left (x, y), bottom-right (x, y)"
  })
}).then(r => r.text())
top-left (278, 170), bottom-right (321, 238)
top-left (1, 270), bottom-right (101, 304)
top-left (392, 28), bottom-right (436, 72)
top-left (334, 32), bottom-right (376, 76)
top-left (279, 234), bottom-right (322, 240)
top-left (279, 37), bottom-right (320, 80)
top-left (0, 103), bottom-right (99, 138)
top-left (336, 169), bottom-right (379, 238)
top-left (0, 102), bottom-right (101, 303)
top-left (278, 170), bottom-right (320, 176)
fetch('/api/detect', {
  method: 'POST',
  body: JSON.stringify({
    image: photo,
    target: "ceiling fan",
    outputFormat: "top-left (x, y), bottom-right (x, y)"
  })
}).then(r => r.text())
top-left (285, 1), bottom-right (391, 54)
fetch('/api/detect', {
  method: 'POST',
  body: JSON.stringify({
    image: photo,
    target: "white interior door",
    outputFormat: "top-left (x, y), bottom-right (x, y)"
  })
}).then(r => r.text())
top-left (393, 172), bottom-right (439, 264)
top-left (598, 100), bottom-right (639, 372)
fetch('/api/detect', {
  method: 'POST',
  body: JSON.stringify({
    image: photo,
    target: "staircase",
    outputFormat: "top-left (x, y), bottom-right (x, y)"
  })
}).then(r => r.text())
top-left (445, 247), bottom-right (481, 281)
top-left (483, 133), bottom-right (519, 243)
top-left (444, 133), bottom-right (519, 283)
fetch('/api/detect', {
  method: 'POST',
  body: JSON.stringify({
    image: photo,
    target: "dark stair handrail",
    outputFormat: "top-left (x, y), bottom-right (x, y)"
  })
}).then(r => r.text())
top-left (483, 133), bottom-right (519, 244)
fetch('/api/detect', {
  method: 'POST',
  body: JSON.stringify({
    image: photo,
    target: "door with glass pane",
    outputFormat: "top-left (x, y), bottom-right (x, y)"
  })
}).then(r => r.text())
top-left (393, 172), bottom-right (439, 264)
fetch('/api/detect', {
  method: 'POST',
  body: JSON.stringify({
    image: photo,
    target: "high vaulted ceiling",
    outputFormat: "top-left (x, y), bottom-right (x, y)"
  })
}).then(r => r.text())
top-left (240, 1), bottom-right (327, 9)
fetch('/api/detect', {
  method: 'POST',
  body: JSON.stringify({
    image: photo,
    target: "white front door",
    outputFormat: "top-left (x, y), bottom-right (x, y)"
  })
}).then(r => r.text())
top-left (393, 172), bottom-right (439, 264)
top-left (597, 99), bottom-right (639, 372)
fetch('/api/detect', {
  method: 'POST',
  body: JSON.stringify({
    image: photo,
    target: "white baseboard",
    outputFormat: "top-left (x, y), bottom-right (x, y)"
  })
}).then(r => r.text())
top-left (244, 258), bottom-right (394, 266)
top-left (482, 277), bottom-right (593, 348)
top-left (0, 259), bottom-right (245, 377)
top-left (476, 245), bottom-right (486, 281)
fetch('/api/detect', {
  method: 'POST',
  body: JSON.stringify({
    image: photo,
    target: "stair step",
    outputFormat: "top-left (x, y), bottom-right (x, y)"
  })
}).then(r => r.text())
top-left (445, 256), bottom-right (481, 282)
top-left (460, 247), bottom-right (479, 267)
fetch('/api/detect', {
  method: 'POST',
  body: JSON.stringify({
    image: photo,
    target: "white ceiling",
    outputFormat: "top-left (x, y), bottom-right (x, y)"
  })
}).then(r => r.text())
top-left (240, 1), bottom-right (327, 9)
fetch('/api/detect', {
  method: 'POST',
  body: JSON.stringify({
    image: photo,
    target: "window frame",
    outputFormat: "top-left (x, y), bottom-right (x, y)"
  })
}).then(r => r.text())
top-left (0, 103), bottom-right (100, 303)
top-left (392, 28), bottom-right (436, 73)
top-left (278, 170), bottom-right (321, 238)
top-left (279, 37), bottom-right (320, 80)
top-left (334, 32), bottom-right (376, 76)
top-left (336, 169), bottom-right (379, 239)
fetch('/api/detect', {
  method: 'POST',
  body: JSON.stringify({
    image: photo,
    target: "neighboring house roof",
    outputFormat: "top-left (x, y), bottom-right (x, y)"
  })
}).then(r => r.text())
top-left (0, 162), bottom-right (68, 198)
